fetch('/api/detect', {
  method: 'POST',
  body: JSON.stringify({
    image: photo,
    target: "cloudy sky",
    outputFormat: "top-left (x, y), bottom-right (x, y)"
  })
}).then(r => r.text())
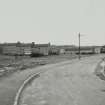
top-left (0, 0), bottom-right (105, 46)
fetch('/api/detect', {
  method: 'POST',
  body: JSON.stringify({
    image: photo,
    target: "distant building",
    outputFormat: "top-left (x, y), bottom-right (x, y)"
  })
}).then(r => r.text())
top-left (2, 42), bottom-right (50, 56)
top-left (31, 43), bottom-right (50, 56)
top-left (101, 45), bottom-right (105, 53)
top-left (49, 46), bottom-right (59, 55)
top-left (2, 42), bottom-right (32, 56)
top-left (2, 43), bottom-right (23, 55)
top-left (1, 42), bottom-right (102, 56)
top-left (59, 48), bottom-right (65, 54)
top-left (54, 45), bottom-right (76, 55)
top-left (79, 47), bottom-right (94, 54)
top-left (64, 46), bottom-right (96, 54)
top-left (21, 44), bottom-right (32, 55)
top-left (93, 46), bottom-right (101, 54)
top-left (0, 44), bottom-right (4, 54)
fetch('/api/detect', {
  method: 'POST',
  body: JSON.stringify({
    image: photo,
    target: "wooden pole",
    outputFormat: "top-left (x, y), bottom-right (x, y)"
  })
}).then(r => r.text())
top-left (78, 33), bottom-right (81, 59)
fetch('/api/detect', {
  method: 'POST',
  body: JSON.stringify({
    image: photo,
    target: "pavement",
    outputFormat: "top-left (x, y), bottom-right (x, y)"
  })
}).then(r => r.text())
top-left (19, 54), bottom-right (105, 105)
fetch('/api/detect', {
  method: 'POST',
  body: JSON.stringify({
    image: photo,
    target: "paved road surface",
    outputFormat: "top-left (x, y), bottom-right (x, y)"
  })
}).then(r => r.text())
top-left (0, 55), bottom-right (104, 105)
top-left (0, 56), bottom-right (82, 105)
top-left (20, 54), bottom-right (105, 105)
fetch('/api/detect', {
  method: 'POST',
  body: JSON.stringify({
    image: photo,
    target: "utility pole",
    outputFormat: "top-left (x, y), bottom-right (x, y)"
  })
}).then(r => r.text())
top-left (78, 33), bottom-right (81, 59)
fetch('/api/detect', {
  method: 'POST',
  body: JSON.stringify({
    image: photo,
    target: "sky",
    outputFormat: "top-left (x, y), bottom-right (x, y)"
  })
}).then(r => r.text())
top-left (0, 0), bottom-right (105, 46)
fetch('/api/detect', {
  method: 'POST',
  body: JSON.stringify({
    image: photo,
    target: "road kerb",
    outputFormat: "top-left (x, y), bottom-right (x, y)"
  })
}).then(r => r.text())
top-left (13, 59), bottom-right (78, 105)
top-left (13, 72), bottom-right (41, 105)
top-left (13, 55), bottom-right (99, 105)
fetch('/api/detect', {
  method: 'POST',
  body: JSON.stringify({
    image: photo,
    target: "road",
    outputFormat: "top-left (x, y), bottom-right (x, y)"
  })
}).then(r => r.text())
top-left (19, 54), bottom-right (105, 105)
top-left (0, 54), bottom-right (104, 105)
top-left (0, 55), bottom-right (83, 105)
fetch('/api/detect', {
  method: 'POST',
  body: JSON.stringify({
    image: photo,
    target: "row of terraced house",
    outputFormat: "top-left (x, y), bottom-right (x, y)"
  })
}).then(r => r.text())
top-left (0, 42), bottom-right (74, 56)
top-left (0, 42), bottom-right (103, 56)
top-left (0, 42), bottom-right (51, 56)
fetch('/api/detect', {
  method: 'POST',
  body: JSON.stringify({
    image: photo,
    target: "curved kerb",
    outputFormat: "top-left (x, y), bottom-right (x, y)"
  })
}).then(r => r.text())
top-left (13, 73), bottom-right (40, 105)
